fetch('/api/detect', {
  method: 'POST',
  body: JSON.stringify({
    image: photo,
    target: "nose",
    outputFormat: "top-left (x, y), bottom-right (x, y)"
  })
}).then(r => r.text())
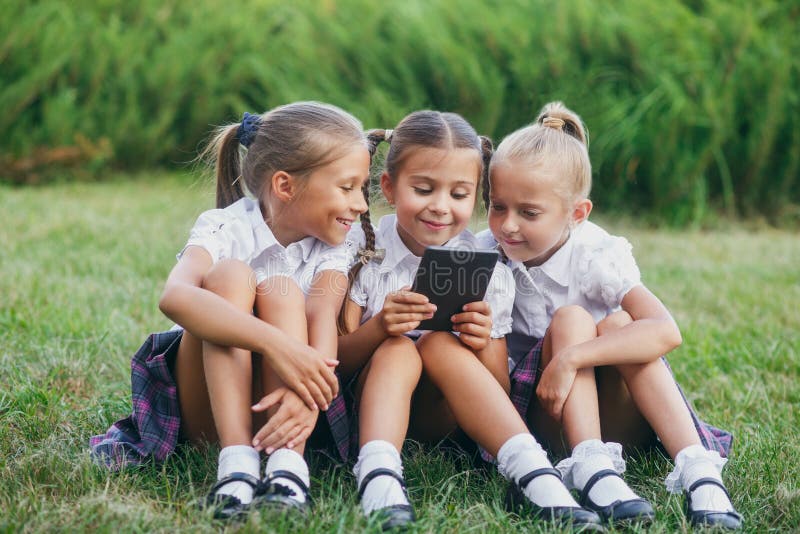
top-left (500, 213), bottom-right (518, 235)
top-left (428, 191), bottom-right (450, 215)
top-left (353, 189), bottom-right (368, 214)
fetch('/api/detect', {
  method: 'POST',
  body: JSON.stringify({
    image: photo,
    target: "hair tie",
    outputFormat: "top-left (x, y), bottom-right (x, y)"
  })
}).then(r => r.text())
top-left (542, 117), bottom-right (565, 130)
top-left (238, 111), bottom-right (261, 148)
top-left (357, 247), bottom-right (386, 265)
top-left (385, 129), bottom-right (393, 143)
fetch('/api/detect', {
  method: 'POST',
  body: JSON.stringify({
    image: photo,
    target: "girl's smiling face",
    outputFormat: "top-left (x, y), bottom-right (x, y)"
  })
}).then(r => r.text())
top-left (381, 147), bottom-right (480, 256)
top-left (488, 158), bottom-right (591, 267)
top-left (270, 145), bottom-right (370, 247)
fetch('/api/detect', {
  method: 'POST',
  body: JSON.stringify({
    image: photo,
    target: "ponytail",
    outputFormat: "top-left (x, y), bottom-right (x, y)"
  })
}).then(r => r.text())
top-left (337, 129), bottom-right (390, 335)
top-left (199, 122), bottom-right (247, 209)
top-left (537, 101), bottom-right (589, 147)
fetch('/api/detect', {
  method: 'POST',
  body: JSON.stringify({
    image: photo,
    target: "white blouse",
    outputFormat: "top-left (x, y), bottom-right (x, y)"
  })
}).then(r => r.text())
top-left (476, 221), bottom-right (642, 339)
top-left (179, 197), bottom-right (352, 294)
top-left (347, 214), bottom-right (514, 339)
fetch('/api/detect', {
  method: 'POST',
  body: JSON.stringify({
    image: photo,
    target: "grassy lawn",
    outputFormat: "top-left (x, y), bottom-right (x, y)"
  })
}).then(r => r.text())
top-left (1, 174), bottom-right (798, 532)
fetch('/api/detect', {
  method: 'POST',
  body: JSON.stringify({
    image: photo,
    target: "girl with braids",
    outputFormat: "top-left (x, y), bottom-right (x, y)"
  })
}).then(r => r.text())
top-left (336, 111), bottom-right (603, 530)
top-left (478, 101), bottom-right (742, 529)
top-left (91, 102), bottom-right (370, 519)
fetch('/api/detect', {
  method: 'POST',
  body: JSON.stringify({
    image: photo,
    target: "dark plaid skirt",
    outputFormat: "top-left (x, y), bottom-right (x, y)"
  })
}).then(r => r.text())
top-left (494, 333), bottom-right (734, 463)
top-left (90, 329), bottom-right (184, 469)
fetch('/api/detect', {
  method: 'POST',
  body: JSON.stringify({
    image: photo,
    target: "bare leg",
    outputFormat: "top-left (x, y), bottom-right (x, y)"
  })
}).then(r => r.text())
top-left (358, 335), bottom-right (422, 451)
top-left (595, 311), bottom-right (699, 458)
top-left (174, 260), bottom-right (256, 446)
top-left (200, 260), bottom-right (260, 448)
top-left (254, 276), bottom-right (314, 455)
top-left (526, 305), bottom-right (602, 454)
top-left (414, 331), bottom-right (527, 457)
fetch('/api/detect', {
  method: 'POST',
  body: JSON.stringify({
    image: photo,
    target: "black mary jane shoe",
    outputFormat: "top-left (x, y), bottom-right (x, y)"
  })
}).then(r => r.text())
top-left (685, 478), bottom-right (743, 530)
top-left (199, 471), bottom-right (261, 520)
top-left (579, 469), bottom-right (655, 526)
top-left (357, 468), bottom-right (416, 531)
top-left (505, 467), bottom-right (605, 531)
top-left (252, 469), bottom-right (312, 514)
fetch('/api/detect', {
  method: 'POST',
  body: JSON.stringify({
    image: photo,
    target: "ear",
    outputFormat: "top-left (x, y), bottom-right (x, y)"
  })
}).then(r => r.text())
top-left (271, 171), bottom-right (296, 203)
top-left (379, 172), bottom-right (394, 206)
top-left (571, 198), bottom-right (593, 226)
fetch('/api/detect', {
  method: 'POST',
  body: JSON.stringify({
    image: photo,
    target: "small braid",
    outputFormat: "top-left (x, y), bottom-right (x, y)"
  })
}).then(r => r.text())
top-left (479, 135), bottom-right (494, 211)
top-left (336, 129), bottom-right (388, 335)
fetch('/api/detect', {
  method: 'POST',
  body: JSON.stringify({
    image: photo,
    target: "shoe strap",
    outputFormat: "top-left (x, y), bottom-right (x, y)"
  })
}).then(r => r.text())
top-left (261, 469), bottom-right (310, 498)
top-left (210, 471), bottom-right (261, 495)
top-left (687, 477), bottom-right (731, 499)
top-left (517, 467), bottom-right (562, 491)
top-left (357, 467), bottom-right (407, 499)
top-left (579, 468), bottom-right (621, 507)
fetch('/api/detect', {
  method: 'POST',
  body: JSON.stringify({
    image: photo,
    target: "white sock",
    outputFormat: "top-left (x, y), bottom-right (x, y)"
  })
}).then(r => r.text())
top-left (669, 444), bottom-right (734, 512)
top-left (497, 433), bottom-right (579, 508)
top-left (353, 440), bottom-right (409, 514)
top-left (265, 448), bottom-right (310, 504)
top-left (217, 445), bottom-right (261, 505)
top-left (556, 439), bottom-right (639, 507)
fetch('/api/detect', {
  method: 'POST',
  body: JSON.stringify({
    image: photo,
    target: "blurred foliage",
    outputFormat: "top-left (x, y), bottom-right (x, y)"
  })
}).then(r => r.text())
top-left (1, 0), bottom-right (798, 224)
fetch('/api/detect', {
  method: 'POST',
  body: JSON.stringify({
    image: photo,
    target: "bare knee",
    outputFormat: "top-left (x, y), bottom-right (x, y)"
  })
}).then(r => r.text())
top-left (551, 305), bottom-right (596, 333)
top-left (416, 331), bottom-right (457, 361)
top-left (372, 336), bottom-right (423, 372)
top-left (597, 310), bottom-right (633, 336)
top-left (201, 260), bottom-right (256, 298)
top-left (256, 276), bottom-right (306, 319)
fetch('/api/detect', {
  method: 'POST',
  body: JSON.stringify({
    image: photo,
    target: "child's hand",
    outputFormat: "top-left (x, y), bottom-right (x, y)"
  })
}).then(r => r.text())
top-left (269, 338), bottom-right (339, 411)
top-left (251, 387), bottom-right (319, 454)
top-left (451, 301), bottom-right (493, 351)
top-left (379, 286), bottom-right (436, 336)
top-left (535, 351), bottom-right (578, 422)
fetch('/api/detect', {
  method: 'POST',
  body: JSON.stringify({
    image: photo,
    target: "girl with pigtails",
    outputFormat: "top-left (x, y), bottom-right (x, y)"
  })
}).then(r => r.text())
top-left (91, 102), bottom-right (371, 519)
top-left (479, 101), bottom-right (742, 529)
top-left (333, 111), bottom-right (604, 530)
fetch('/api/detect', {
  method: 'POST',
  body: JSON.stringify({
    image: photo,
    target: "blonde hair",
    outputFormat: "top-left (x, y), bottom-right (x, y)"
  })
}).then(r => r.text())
top-left (490, 101), bottom-right (591, 205)
top-left (201, 101), bottom-right (365, 209)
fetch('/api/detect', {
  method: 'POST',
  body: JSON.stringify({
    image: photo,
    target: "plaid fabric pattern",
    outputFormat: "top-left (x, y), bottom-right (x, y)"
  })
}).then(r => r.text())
top-left (325, 377), bottom-right (355, 462)
top-left (479, 336), bottom-right (732, 462)
top-left (90, 330), bottom-right (183, 469)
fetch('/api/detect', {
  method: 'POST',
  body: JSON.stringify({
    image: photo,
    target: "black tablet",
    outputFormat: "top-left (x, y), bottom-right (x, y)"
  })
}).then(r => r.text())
top-left (411, 246), bottom-right (500, 331)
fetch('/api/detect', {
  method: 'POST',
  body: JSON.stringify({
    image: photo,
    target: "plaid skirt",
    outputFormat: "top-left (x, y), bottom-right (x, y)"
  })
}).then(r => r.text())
top-left (91, 329), bottom-right (351, 469)
top-left (90, 329), bottom-right (184, 469)
top-left (490, 333), bottom-right (734, 463)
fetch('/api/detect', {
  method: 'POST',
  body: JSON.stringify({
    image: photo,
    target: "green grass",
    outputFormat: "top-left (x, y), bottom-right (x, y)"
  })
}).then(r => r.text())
top-left (1, 174), bottom-right (798, 532)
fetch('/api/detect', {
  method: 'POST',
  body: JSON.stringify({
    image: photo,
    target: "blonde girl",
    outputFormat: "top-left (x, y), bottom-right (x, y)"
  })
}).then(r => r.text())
top-left (481, 101), bottom-right (742, 529)
top-left (92, 102), bottom-right (370, 519)
top-left (335, 111), bottom-right (603, 530)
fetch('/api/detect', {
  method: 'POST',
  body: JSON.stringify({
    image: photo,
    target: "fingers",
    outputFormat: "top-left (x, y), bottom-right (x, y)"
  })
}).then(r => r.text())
top-left (286, 425), bottom-right (314, 449)
top-left (451, 310), bottom-right (492, 327)
top-left (251, 388), bottom-right (285, 413)
top-left (387, 289), bottom-right (433, 306)
top-left (293, 381), bottom-right (317, 411)
top-left (306, 378), bottom-right (330, 411)
top-left (461, 301), bottom-right (491, 314)
top-left (321, 362), bottom-right (340, 399)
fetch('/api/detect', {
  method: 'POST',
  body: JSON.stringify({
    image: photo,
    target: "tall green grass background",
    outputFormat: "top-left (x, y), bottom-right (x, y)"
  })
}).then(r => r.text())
top-left (2, 0), bottom-right (799, 224)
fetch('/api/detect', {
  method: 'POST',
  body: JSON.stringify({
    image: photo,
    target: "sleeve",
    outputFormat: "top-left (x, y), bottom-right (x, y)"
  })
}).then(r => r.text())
top-left (577, 235), bottom-right (642, 309)
top-left (315, 239), bottom-right (358, 275)
top-left (485, 263), bottom-right (515, 338)
top-left (178, 208), bottom-right (241, 264)
top-left (349, 265), bottom-right (369, 307)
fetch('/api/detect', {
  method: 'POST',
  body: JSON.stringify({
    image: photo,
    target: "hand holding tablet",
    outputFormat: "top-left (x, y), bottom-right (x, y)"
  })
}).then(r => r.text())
top-left (411, 246), bottom-right (499, 331)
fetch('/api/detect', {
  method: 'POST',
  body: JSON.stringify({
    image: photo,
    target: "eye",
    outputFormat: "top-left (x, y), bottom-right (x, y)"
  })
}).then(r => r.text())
top-left (522, 210), bottom-right (540, 218)
top-left (413, 187), bottom-right (432, 195)
top-left (490, 203), bottom-right (506, 212)
top-left (451, 192), bottom-right (470, 200)
top-left (340, 186), bottom-right (354, 192)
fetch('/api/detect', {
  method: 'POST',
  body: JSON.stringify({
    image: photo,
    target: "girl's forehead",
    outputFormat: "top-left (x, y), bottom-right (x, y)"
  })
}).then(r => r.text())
top-left (398, 147), bottom-right (480, 180)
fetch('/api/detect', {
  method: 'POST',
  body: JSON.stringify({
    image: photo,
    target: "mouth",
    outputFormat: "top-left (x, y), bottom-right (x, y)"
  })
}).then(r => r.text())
top-left (420, 219), bottom-right (450, 231)
top-left (501, 238), bottom-right (526, 246)
top-left (336, 217), bottom-right (354, 229)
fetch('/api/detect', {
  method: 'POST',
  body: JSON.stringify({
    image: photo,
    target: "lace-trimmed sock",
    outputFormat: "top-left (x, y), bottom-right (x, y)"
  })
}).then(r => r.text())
top-left (497, 433), bottom-right (580, 508)
top-left (265, 448), bottom-right (310, 504)
top-left (557, 439), bottom-right (639, 507)
top-left (669, 445), bottom-right (734, 512)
